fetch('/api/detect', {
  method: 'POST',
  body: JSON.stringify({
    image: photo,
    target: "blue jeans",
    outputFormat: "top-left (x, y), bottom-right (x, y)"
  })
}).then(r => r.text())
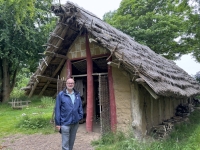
top-left (61, 123), bottom-right (79, 150)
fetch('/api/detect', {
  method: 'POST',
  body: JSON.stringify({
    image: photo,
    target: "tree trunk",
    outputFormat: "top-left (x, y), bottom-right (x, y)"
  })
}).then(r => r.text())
top-left (10, 68), bottom-right (17, 92)
top-left (2, 58), bottom-right (10, 103)
top-left (0, 59), bottom-right (3, 102)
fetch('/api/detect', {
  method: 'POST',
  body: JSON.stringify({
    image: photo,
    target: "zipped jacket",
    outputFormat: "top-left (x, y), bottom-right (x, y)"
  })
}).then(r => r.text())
top-left (55, 88), bottom-right (83, 126)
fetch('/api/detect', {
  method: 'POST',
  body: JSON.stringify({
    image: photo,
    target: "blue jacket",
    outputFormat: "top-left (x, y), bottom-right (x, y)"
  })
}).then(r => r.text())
top-left (55, 88), bottom-right (83, 126)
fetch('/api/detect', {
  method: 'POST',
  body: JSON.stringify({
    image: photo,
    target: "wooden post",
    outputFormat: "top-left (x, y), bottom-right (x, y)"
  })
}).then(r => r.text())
top-left (108, 58), bottom-right (117, 132)
top-left (66, 59), bottom-right (72, 79)
top-left (85, 33), bottom-right (94, 132)
top-left (151, 97), bottom-right (154, 127)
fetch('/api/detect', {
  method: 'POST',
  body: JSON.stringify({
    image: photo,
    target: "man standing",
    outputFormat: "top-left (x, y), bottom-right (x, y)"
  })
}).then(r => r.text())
top-left (55, 78), bottom-right (83, 150)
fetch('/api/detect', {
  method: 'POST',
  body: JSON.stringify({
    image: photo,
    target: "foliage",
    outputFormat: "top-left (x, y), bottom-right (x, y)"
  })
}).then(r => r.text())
top-left (93, 109), bottom-right (200, 150)
top-left (103, 0), bottom-right (199, 61)
top-left (0, 0), bottom-right (56, 102)
top-left (189, 0), bottom-right (200, 62)
top-left (0, 0), bottom-right (54, 70)
top-left (40, 96), bottom-right (55, 108)
top-left (10, 67), bottom-right (30, 99)
top-left (17, 115), bottom-right (50, 129)
top-left (195, 71), bottom-right (200, 83)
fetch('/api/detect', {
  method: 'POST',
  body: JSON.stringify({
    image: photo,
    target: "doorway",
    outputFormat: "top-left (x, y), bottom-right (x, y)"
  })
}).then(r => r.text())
top-left (71, 56), bottom-right (110, 133)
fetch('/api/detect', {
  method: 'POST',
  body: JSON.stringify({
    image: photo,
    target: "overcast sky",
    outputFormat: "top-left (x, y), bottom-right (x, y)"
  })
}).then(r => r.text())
top-left (58, 0), bottom-right (200, 75)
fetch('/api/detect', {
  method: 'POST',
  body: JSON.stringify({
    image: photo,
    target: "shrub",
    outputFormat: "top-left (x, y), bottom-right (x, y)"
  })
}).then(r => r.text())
top-left (40, 96), bottom-right (55, 108)
top-left (10, 68), bottom-right (30, 99)
top-left (17, 115), bottom-right (51, 129)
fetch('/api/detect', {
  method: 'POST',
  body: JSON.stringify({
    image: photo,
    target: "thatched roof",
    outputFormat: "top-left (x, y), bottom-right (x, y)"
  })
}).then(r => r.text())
top-left (24, 1), bottom-right (200, 98)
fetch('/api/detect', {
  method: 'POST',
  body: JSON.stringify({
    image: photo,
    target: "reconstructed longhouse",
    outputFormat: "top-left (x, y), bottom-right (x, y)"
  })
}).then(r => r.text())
top-left (23, 1), bottom-right (200, 138)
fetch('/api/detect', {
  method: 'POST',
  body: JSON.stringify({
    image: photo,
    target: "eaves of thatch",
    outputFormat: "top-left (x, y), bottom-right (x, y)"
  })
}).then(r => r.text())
top-left (24, 1), bottom-right (200, 98)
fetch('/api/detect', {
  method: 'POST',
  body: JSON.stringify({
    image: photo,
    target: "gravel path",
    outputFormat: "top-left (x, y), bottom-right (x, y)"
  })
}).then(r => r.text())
top-left (0, 124), bottom-right (100, 150)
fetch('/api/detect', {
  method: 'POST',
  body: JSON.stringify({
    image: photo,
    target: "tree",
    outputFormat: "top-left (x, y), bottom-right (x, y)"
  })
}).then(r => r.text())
top-left (0, 0), bottom-right (56, 102)
top-left (195, 71), bottom-right (200, 83)
top-left (188, 0), bottom-right (200, 62)
top-left (103, 0), bottom-right (196, 60)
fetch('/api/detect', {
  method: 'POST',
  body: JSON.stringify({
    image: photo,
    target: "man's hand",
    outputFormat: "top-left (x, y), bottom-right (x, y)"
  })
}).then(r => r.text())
top-left (55, 125), bottom-right (61, 132)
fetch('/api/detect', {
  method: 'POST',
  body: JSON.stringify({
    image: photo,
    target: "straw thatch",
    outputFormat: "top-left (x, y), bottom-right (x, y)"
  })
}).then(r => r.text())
top-left (23, 1), bottom-right (200, 98)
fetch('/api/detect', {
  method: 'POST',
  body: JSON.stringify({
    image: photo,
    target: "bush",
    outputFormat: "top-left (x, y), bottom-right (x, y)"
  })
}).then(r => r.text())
top-left (10, 73), bottom-right (29, 99)
top-left (17, 115), bottom-right (51, 129)
top-left (40, 96), bottom-right (55, 108)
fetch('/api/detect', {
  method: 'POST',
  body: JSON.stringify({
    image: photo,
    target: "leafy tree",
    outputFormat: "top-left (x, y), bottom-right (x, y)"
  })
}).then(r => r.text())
top-left (195, 71), bottom-right (200, 83)
top-left (0, 0), bottom-right (56, 102)
top-left (103, 0), bottom-right (196, 60)
top-left (188, 0), bottom-right (200, 62)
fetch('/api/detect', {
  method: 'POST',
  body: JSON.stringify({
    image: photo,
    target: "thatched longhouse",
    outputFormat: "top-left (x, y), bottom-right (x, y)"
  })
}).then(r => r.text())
top-left (23, 1), bottom-right (200, 137)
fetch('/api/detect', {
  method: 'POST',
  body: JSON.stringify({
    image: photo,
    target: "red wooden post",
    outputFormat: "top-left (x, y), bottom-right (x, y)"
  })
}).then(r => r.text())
top-left (108, 58), bottom-right (117, 131)
top-left (85, 33), bottom-right (94, 132)
top-left (66, 59), bottom-right (72, 79)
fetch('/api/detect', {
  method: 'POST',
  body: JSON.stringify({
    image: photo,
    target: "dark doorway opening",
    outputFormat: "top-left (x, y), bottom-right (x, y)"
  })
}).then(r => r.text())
top-left (71, 56), bottom-right (109, 133)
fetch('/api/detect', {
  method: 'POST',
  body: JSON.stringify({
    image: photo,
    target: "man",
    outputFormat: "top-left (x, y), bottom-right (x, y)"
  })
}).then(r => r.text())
top-left (55, 78), bottom-right (83, 150)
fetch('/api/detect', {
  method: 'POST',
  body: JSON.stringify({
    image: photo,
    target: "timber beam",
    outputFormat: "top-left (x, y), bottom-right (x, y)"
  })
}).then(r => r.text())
top-left (107, 61), bottom-right (120, 68)
top-left (44, 51), bottom-right (68, 60)
top-left (39, 59), bottom-right (66, 96)
top-left (28, 57), bottom-right (53, 97)
top-left (136, 78), bottom-right (159, 100)
top-left (36, 75), bottom-right (58, 82)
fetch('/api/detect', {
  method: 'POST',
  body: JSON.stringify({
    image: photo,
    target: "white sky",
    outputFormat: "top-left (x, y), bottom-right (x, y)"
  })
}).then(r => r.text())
top-left (58, 0), bottom-right (200, 76)
top-left (174, 54), bottom-right (200, 76)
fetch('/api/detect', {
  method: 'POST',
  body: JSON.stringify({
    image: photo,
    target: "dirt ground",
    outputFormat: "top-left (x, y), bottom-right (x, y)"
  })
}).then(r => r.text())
top-left (0, 123), bottom-right (101, 150)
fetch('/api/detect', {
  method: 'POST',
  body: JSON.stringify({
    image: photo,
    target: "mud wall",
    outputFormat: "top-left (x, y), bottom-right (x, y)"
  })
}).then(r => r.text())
top-left (60, 62), bottom-right (67, 79)
top-left (112, 67), bottom-right (132, 132)
top-left (130, 82), bottom-right (188, 137)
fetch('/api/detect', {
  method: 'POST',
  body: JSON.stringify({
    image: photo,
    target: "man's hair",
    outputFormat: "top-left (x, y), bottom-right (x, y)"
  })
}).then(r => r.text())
top-left (66, 78), bottom-right (75, 82)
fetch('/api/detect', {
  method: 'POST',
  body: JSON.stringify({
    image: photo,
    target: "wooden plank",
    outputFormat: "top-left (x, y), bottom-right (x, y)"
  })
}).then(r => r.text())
top-left (8, 100), bottom-right (31, 109)
top-left (12, 105), bottom-right (28, 109)
top-left (36, 75), bottom-right (58, 82)
top-left (28, 57), bottom-right (53, 98)
top-left (44, 51), bottom-right (68, 60)
top-left (142, 83), bottom-right (159, 100)
top-left (136, 78), bottom-right (159, 99)
top-left (71, 73), bottom-right (108, 78)
top-left (28, 81), bottom-right (38, 98)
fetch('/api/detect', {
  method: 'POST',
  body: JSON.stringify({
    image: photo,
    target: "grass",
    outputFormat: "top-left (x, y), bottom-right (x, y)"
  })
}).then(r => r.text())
top-left (92, 108), bottom-right (200, 150)
top-left (0, 96), bottom-right (56, 138)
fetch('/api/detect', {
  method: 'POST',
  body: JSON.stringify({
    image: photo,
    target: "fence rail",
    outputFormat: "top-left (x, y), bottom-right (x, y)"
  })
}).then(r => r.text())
top-left (8, 99), bottom-right (31, 109)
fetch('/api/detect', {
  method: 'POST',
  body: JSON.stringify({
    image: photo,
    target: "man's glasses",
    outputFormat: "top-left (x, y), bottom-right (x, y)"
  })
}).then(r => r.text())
top-left (67, 83), bottom-right (74, 85)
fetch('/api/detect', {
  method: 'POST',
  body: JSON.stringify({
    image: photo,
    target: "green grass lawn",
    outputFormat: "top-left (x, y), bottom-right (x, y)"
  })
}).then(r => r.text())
top-left (0, 96), bottom-right (56, 138)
